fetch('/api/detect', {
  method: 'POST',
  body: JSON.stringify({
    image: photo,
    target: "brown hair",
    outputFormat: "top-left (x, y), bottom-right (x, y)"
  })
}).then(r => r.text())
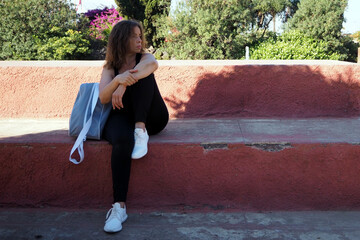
top-left (104, 20), bottom-right (147, 70)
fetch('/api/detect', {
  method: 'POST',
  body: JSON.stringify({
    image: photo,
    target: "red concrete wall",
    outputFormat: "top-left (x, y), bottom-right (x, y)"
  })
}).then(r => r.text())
top-left (1, 139), bottom-right (360, 211)
top-left (1, 61), bottom-right (360, 211)
top-left (1, 62), bottom-right (360, 119)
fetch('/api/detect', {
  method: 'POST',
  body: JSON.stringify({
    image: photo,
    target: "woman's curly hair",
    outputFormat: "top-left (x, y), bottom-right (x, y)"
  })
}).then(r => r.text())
top-left (104, 20), bottom-right (147, 70)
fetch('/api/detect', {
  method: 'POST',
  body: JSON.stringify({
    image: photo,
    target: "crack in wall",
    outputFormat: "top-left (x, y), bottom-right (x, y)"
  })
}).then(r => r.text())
top-left (246, 143), bottom-right (293, 152)
top-left (201, 143), bottom-right (228, 151)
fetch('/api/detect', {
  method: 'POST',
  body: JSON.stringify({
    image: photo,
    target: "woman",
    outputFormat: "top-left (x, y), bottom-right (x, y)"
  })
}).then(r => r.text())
top-left (99, 20), bottom-right (169, 233)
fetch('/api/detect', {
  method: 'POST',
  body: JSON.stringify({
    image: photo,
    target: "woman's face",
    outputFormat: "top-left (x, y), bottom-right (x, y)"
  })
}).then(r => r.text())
top-left (128, 26), bottom-right (142, 54)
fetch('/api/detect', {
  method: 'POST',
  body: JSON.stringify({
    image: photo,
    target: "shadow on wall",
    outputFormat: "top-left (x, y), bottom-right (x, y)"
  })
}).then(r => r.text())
top-left (163, 65), bottom-right (360, 118)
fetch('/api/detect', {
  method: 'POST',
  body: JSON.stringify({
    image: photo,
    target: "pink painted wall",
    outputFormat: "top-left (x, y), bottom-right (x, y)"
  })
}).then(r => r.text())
top-left (1, 62), bottom-right (360, 119)
top-left (2, 140), bottom-right (360, 210)
top-left (1, 61), bottom-right (360, 210)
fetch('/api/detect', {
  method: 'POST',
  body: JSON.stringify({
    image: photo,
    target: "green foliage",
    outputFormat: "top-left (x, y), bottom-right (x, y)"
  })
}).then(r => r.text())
top-left (115, 0), bottom-right (171, 46)
top-left (0, 0), bottom-right (91, 60)
top-left (254, 0), bottom-right (289, 13)
top-left (351, 31), bottom-right (360, 42)
top-left (288, 0), bottom-right (347, 41)
top-left (143, 0), bottom-right (171, 47)
top-left (286, 0), bottom-right (300, 17)
top-left (340, 35), bottom-right (359, 62)
top-left (250, 30), bottom-right (343, 60)
top-left (286, 0), bottom-right (358, 61)
top-left (36, 28), bottom-right (91, 60)
top-left (115, 0), bottom-right (145, 20)
top-left (155, 0), bottom-right (259, 60)
top-left (154, 0), bottom-right (303, 59)
top-left (253, 0), bottom-right (290, 31)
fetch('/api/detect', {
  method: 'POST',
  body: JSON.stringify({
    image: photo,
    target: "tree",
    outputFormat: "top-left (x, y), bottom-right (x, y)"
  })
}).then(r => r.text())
top-left (253, 0), bottom-right (290, 32)
top-left (0, 0), bottom-right (90, 60)
top-left (288, 0), bottom-right (347, 41)
top-left (283, 0), bottom-right (300, 21)
top-left (143, 0), bottom-right (171, 47)
top-left (155, 0), bottom-right (258, 59)
top-left (287, 0), bottom-right (358, 61)
top-left (115, 0), bottom-right (145, 20)
top-left (114, 0), bottom-right (171, 47)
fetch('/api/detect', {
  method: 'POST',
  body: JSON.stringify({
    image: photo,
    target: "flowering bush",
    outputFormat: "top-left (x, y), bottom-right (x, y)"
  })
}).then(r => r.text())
top-left (84, 8), bottom-right (106, 22)
top-left (87, 8), bottom-right (123, 40)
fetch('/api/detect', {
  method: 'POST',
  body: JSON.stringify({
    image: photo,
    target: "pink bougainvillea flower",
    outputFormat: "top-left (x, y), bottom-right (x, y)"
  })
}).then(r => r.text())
top-left (87, 7), bottom-right (123, 40)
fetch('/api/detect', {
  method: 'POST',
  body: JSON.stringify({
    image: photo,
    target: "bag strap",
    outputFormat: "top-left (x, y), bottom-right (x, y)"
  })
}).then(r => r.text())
top-left (69, 84), bottom-right (99, 164)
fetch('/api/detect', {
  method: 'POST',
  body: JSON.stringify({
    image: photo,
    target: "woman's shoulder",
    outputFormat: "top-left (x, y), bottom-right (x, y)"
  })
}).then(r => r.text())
top-left (140, 52), bottom-right (157, 61)
top-left (102, 65), bottom-right (116, 77)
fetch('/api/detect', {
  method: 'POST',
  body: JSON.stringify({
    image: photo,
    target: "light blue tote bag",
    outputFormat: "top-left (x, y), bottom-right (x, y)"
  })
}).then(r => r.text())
top-left (69, 83), bottom-right (111, 164)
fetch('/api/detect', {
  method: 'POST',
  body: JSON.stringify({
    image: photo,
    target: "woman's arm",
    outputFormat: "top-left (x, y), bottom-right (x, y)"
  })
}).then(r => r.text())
top-left (99, 67), bottom-right (117, 104)
top-left (99, 53), bottom-right (158, 105)
top-left (131, 53), bottom-right (159, 80)
top-left (99, 68), bottom-right (138, 105)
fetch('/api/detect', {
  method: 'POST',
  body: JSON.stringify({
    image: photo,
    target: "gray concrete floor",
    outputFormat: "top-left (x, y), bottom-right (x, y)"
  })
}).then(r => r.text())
top-left (1, 208), bottom-right (360, 240)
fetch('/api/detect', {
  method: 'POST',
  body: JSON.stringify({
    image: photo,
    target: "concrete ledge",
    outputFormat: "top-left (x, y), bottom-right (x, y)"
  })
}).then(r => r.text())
top-left (1, 118), bottom-right (360, 211)
top-left (1, 61), bottom-right (360, 119)
top-left (1, 59), bottom-right (356, 67)
top-left (1, 118), bottom-right (360, 143)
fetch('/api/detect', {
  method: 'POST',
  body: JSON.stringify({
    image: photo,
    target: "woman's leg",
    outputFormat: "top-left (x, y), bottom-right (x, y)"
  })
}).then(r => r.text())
top-left (102, 111), bottom-right (133, 233)
top-left (125, 74), bottom-right (169, 159)
top-left (103, 111), bottom-right (134, 203)
top-left (126, 73), bottom-right (169, 134)
top-left (127, 73), bottom-right (156, 124)
top-left (145, 80), bottom-right (169, 135)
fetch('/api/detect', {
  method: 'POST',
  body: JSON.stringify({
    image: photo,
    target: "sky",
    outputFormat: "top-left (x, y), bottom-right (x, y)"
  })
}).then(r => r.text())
top-left (344, 0), bottom-right (360, 34)
top-left (76, 0), bottom-right (360, 34)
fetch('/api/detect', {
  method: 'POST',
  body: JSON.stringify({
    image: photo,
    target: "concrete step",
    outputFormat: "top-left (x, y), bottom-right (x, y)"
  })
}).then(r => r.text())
top-left (1, 118), bottom-right (360, 211)
top-left (1, 208), bottom-right (360, 240)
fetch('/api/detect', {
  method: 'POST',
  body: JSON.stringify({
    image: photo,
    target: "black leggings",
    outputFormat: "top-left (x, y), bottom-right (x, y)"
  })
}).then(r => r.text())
top-left (103, 73), bottom-right (169, 203)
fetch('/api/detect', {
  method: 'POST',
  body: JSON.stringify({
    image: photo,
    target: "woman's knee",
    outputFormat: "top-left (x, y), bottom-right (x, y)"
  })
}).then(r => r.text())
top-left (111, 138), bottom-right (134, 160)
top-left (132, 74), bottom-right (155, 89)
top-left (110, 133), bottom-right (134, 146)
top-left (147, 112), bottom-right (169, 135)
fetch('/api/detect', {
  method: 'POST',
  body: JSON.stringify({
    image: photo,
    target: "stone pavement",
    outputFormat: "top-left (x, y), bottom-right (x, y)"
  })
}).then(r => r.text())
top-left (1, 208), bottom-right (360, 240)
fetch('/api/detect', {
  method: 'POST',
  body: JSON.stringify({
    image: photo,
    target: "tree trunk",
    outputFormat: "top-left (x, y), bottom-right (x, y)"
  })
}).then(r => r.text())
top-left (273, 14), bottom-right (276, 32)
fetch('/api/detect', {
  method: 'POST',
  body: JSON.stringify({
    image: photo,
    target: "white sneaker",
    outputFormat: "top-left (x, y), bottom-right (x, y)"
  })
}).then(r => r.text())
top-left (104, 203), bottom-right (128, 233)
top-left (131, 128), bottom-right (149, 159)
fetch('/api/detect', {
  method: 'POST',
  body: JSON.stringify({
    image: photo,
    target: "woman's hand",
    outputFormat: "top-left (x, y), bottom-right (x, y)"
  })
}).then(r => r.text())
top-left (115, 69), bottom-right (138, 86)
top-left (112, 84), bottom-right (127, 110)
